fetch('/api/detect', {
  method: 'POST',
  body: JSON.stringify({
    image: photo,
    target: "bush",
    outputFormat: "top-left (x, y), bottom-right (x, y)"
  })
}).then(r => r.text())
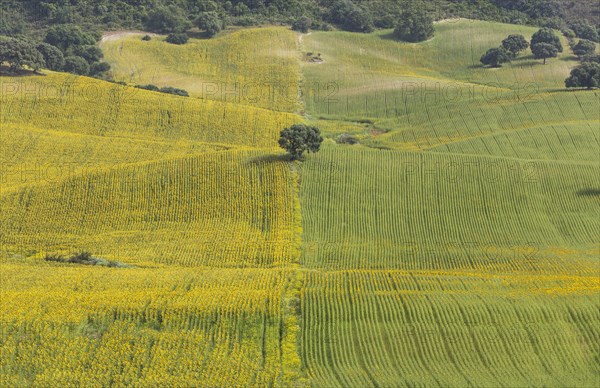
top-left (90, 61), bottom-right (111, 75)
top-left (292, 16), bottom-right (312, 33)
top-left (160, 86), bottom-right (189, 96)
top-left (582, 54), bottom-right (600, 64)
top-left (63, 55), bottom-right (89, 75)
top-left (72, 45), bottom-right (103, 63)
top-left (569, 21), bottom-right (600, 42)
top-left (136, 84), bottom-right (160, 91)
top-left (166, 33), bottom-right (189, 45)
top-left (142, 35), bottom-right (152, 41)
top-left (480, 47), bottom-right (511, 67)
top-left (393, 7), bottom-right (435, 43)
top-left (337, 133), bottom-right (358, 145)
top-left (573, 40), bottom-right (596, 59)
top-left (565, 62), bottom-right (600, 89)
top-left (36, 42), bottom-right (65, 71)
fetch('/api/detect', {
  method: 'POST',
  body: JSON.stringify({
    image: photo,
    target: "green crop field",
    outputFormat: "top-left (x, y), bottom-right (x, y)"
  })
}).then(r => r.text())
top-left (1, 16), bottom-right (599, 387)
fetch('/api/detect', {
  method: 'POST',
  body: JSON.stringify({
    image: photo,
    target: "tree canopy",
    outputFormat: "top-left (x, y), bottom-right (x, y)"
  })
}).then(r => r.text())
top-left (480, 47), bottom-right (512, 67)
top-left (195, 12), bottom-right (224, 38)
top-left (393, 6), bottom-right (435, 43)
top-left (531, 28), bottom-right (563, 53)
top-left (531, 42), bottom-right (558, 64)
top-left (565, 62), bottom-right (600, 89)
top-left (0, 36), bottom-right (44, 72)
top-left (278, 124), bottom-right (323, 160)
top-left (501, 34), bottom-right (529, 57)
top-left (573, 40), bottom-right (596, 59)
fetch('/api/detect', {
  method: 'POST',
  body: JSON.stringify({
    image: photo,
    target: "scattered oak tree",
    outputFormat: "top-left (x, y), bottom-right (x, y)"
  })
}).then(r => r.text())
top-left (393, 7), bottom-right (435, 42)
top-left (63, 55), bottom-right (89, 75)
top-left (480, 47), bottom-right (511, 67)
top-left (501, 34), bottom-right (529, 58)
top-left (531, 28), bottom-right (563, 53)
top-left (36, 42), bottom-right (65, 71)
top-left (145, 6), bottom-right (191, 34)
top-left (166, 33), bottom-right (189, 44)
top-left (278, 124), bottom-right (323, 160)
top-left (573, 40), bottom-right (596, 59)
top-left (195, 12), bottom-right (224, 38)
top-left (0, 36), bottom-right (44, 72)
top-left (531, 42), bottom-right (558, 64)
top-left (565, 62), bottom-right (600, 89)
top-left (44, 24), bottom-right (96, 51)
top-left (327, 0), bottom-right (374, 33)
top-left (292, 16), bottom-right (312, 33)
top-left (569, 21), bottom-right (600, 43)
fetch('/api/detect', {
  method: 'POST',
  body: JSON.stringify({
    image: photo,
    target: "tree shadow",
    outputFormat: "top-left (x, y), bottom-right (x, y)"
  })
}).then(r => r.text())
top-left (247, 153), bottom-right (292, 166)
top-left (379, 32), bottom-right (396, 41)
top-left (186, 31), bottom-right (213, 40)
top-left (0, 66), bottom-right (45, 77)
top-left (576, 188), bottom-right (600, 197)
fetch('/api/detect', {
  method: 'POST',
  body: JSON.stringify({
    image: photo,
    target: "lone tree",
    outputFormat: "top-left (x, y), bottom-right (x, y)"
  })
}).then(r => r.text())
top-left (565, 62), bottom-right (600, 89)
top-left (195, 12), bottom-right (224, 38)
top-left (166, 33), bottom-right (189, 45)
top-left (573, 40), bottom-right (596, 59)
top-left (480, 47), bottom-right (511, 67)
top-left (278, 124), bottom-right (323, 160)
top-left (531, 42), bottom-right (558, 64)
top-left (501, 34), bottom-right (529, 58)
top-left (393, 7), bottom-right (434, 42)
top-left (0, 37), bottom-right (44, 72)
top-left (531, 28), bottom-right (563, 53)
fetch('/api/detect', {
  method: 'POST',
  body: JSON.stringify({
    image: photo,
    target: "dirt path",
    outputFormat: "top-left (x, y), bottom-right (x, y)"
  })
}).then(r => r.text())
top-left (100, 31), bottom-right (159, 44)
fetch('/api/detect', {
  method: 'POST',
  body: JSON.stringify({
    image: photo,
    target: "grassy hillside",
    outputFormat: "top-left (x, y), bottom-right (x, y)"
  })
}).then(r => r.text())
top-left (101, 28), bottom-right (302, 113)
top-left (1, 21), bottom-right (599, 387)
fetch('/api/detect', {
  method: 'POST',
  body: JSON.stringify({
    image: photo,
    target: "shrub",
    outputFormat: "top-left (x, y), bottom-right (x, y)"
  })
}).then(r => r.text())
top-left (72, 45), bottom-right (103, 63)
top-left (480, 47), bottom-right (511, 67)
top-left (142, 35), bottom-right (152, 41)
top-left (337, 133), bottom-right (359, 145)
top-left (569, 21), bottom-right (600, 42)
top-left (90, 61), bottom-right (111, 75)
top-left (160, 86), bottom-right (189, 96)
top-left (136, 84), bottom-right (160, 91)
top-left (573, 40), bottom-right (596, 59)
top-left (166, 33), bottom-right (189, 45)
top-left (565, 62), bottom-right (600, 89)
